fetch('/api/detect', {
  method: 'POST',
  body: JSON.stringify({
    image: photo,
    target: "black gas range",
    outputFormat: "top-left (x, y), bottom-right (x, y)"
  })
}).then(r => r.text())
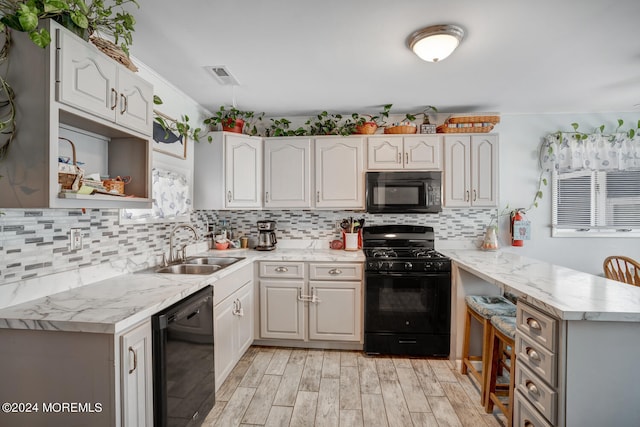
top-left (362, 225), bottom-right (451, 357)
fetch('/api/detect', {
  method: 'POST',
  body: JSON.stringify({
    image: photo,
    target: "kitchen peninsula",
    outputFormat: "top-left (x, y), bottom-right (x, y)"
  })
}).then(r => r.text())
top-left (444, 249), bottom-right (640, 427)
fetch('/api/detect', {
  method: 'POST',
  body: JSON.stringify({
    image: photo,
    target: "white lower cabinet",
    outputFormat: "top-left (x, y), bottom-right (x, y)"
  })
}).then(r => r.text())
top-left (0, 319), bottom-right (153, 427)
top-left (258, 261), bottom-right (363, 344)
top-left (308, 281), bottom-right (361, 341)
top-left (120, 320), bottom-right (153, 427)
top-left (213, 264), bottom-right (254, 389)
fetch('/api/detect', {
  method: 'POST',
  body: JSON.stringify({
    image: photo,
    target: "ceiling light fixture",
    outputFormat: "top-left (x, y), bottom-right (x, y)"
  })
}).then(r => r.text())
top-left (407, 24), bottom-right (465, 62)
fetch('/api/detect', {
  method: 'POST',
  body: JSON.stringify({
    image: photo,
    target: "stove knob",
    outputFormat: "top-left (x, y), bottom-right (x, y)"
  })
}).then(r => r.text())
top-left (378, 261), bottom-right (388, 270)
top-left (404, 262), bottom-right (413, 270)
top-left (424, 262), bottom-right (432, 270)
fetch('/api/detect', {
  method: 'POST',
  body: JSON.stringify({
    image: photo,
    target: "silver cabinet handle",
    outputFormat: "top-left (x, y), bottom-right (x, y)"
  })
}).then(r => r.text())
top-left (128, 347), bottom-right (137, 374)
top-left (328, 268), bottom-right (342, 275)
top-left (275, 266), bottom-right (288, 273)
top-left (397, 153), bottom-right (401, 163)
top-left (265, 191), bottom-right (269, 202)
top-left (405, 152), bottom-right (409, 164)
top-left (110, 88), bottom-right (118, 110)
top-left (465, 190), bottom-right (470, 201)
top-left (232, 299), bottom-right (238, 315)
top-left (120, 94), bottom-right (127, 115)
top-left (298, 287), bottom-right (313, 302)
top-left (525, 380), bottom-right (539, 396)
top-left (316, 191), bottom-right (320, 202)
top-left (227, 191), bottom-right (232, 203)
top-left (524, 421), bottom-right (535, 427)
top-left (525, 347), bottom-right (541, 362)
top-left (526, 317), bottom-right (542, 330)
top-left (473, 189), bottom-right (477, 201)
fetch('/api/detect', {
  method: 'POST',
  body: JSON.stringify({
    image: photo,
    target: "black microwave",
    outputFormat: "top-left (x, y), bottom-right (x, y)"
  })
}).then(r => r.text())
top-left (365, 171), bottom-right (442, 214)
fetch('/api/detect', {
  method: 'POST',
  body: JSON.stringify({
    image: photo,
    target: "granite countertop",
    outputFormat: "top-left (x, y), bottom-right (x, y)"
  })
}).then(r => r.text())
top-left (0, 247), bottom-right (365, 334)
top-left (443, 249), bottom-right (640, 322)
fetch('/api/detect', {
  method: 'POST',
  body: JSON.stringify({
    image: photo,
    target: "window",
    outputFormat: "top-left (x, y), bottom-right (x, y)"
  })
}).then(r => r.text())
top-left (552, 169), bottom-right (640, 236)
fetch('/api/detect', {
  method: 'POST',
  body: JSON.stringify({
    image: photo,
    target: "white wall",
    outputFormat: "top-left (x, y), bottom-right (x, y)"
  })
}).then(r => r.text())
top-left (497, 113), bottom-right (640, 275)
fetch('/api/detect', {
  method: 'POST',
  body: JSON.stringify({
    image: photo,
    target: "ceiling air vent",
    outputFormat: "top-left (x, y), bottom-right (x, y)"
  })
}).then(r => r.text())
top-left (207, 65), bottom-right (240, 86)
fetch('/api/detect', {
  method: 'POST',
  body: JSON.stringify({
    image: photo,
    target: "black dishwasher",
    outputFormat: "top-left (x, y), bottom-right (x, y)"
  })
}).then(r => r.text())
top-left (152, 286), bottom-right (214, 427)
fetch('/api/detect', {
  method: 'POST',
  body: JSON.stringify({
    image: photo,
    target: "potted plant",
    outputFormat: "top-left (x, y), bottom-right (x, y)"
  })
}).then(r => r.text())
top-left (352, 104), bottom-right (392, 135)
top-left (204, 106), bottom-right (264, 135)
top-left (0, 0), bottom-right (138, 53)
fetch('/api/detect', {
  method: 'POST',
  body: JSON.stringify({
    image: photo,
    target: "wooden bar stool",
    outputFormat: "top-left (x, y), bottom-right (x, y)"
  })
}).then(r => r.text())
top-left (485, 315), bottom-right (517, 427)
top-left (460, 295), bottom-right (516, 406)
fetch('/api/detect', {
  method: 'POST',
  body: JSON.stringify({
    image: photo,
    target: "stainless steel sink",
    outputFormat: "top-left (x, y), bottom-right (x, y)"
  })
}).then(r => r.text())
top-left (155, 264), bottom-right (222, 275)
top-left (184, 256), bottom-right (244, 266)
top-left (153, 256), bottom-right (244, 274)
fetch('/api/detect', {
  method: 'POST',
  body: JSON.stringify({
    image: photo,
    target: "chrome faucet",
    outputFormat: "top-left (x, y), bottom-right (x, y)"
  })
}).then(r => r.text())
top-left (168, 224), bottom-right (198, 264)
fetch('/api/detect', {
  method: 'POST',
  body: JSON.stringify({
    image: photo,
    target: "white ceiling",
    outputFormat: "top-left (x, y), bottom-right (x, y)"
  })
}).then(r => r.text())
top-left (129, 0), bottom-right (640, 117)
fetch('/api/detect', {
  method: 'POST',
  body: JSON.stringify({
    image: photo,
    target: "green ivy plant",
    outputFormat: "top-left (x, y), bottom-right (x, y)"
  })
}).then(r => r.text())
top-left (352, 104), bottom-right (392, 128)
top-left (153, 95), bottom-right (204, 143)
top-left (0, 0), bottom-right (139, 54)
top-left (266, 118), bottom-right (306, 137)
top-left (305, 111), bottom-right (356, 136)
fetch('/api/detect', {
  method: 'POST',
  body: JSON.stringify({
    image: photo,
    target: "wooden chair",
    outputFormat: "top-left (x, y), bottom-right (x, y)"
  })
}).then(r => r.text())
top-left (603, 256), bottom-right (640, 286)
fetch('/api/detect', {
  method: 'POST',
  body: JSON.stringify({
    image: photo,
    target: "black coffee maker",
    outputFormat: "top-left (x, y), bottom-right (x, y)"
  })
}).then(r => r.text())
top-left (256, 220), bottom-right (277, 251)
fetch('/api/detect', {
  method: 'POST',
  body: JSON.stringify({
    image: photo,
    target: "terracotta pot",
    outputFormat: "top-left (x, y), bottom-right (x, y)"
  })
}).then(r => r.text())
top-left (222, 118), bottom-right (245, 133)
top-left (355, 122), bottom-right (378, 135)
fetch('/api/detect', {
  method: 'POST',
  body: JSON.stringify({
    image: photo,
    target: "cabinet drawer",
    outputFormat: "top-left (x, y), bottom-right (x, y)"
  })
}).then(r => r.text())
top-left (515, 363), bottom-right (557, 425)
top-left (259, 262), bottom-right (305, 279)
top-left (515, 333), bottom-right (557, 387)
top-left (516, 302), bottom-right (557, 352)
top-left (514, 390), bottom-right (553, 427)
top-left (309, 263), bottom-right (362, 281)
top-left (214, 264), bottom-right (253, 305)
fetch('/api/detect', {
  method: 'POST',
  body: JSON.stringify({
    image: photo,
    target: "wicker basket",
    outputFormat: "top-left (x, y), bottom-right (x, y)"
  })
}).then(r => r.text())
top-left (90, 37), bottom-right (138, 72)
top-left (384, 125), bottom-right (417, 134)
top-left (437, 124), bottom-right (495, 133)
top-left (446, 115), bottom-right (500, 124)
top-left (102, 176), bottom-right (131, 194)
top-left (102, 176), bottom-right (131, 195)
top-left (355, 123), bottom-right (378, 135)
top-left (58, 138), bottom-right (83, 191)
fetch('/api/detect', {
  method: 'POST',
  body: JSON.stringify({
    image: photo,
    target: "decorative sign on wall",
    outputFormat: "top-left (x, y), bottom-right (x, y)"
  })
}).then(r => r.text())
top-left (152, 110), bottom-right (187, 159)
top-left (513, 220), bottom-right (531, 240)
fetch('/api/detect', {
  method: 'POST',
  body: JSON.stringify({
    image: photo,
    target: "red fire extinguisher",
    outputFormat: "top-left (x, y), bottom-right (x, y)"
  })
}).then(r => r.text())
top-left (510, 209), bottom-right (525, 247)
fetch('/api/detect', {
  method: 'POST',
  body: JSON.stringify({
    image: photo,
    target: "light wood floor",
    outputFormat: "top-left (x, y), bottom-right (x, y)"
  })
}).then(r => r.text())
top-left (203, 346), bottom-right (506, 427)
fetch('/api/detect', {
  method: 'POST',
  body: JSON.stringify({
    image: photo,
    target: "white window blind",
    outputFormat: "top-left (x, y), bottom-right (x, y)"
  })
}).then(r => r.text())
top-left (552, 170), bottom-right (640, 236)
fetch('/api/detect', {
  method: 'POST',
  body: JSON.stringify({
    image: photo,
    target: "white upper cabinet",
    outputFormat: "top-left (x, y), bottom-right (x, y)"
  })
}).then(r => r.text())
top-left (315, 137), bottom-right (364, 209)
top-left (443, 134), bottom-right (498, 207)
top-left (0, 20), bottom-right (152, 209)
top-left (367, 135), bottom-right (441, 170)
top-left (264, 138), bottom-right (312, 208)
top-left (225, 134), bottom-right (263, 209)
top-left (58, 29), bottom-right (153, 136)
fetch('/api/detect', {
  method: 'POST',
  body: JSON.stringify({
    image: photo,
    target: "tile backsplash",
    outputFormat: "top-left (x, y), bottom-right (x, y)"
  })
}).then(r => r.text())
top-left (1, 207), bottom-right (494, 287)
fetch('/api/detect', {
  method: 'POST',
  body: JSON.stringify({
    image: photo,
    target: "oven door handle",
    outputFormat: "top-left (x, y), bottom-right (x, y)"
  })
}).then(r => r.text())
top-left (366, 272), bottom-right (449, 278)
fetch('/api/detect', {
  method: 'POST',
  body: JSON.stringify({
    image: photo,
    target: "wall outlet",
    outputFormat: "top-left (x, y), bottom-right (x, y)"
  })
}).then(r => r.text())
top-left (70, 228), bottom-right (82, 250)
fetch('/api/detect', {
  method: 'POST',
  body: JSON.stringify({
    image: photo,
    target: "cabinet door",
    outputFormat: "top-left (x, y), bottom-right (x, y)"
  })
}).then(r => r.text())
top-left (117, 71), bottom-right (154, 136)
top-left (58, 29), bottom-right (117, 122)
top-left (404, 135), bottom-right (442, 170)
top-left (120, 320), bottom-right (153, 427)
top-left (225, 134), bottom-right (263, 208)
top-left (315, 138), bottom-right (364, 208)
top-left (214, 294), bottom-right (237, 389)
top-left (308, 281), bottom-right (362, 342)
top-left (471, 135), bottom-right (498, 206)
top-left (443, 136), bottom-right (471, 207)
top-left (235, 282), bottom-right (254, 357)
top-left (260, 280), bottom-right (305, 340)
top-left (264, 138), bottom-right (312, 207)
top-left (367, 136), bottom-right (403, 169)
